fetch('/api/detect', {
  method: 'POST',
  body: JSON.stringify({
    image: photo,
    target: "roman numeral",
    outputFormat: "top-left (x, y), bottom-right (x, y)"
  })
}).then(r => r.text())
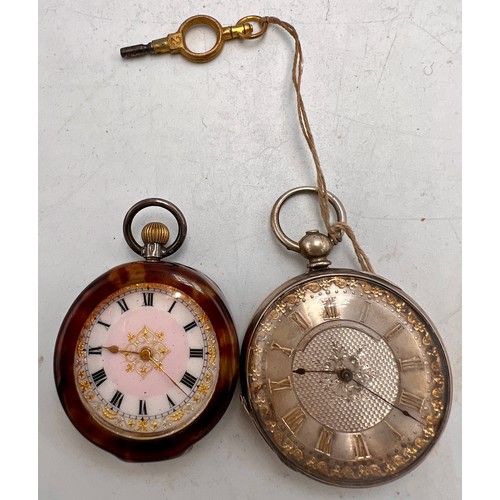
top-left (183, 321), bottom-right (197, 332)
top-left (180, 371), bottom-right (197, 389)
top-left (167, 395), bottom-right (175, 408)
top-left (352, 433), bottom-right (371, 460)
top-left (384, 323), bottom-right (403, 340)
top-left (282, 407), bottom-right (307, 434)
top-left (359, 301), bottom-right (371, 323)
top-left (168, 301), bottom-right (176, 313)
top-left (97, 320), bottom-right (111, 330)
top-left (315, 428), bottom-right (334, 456)
top-left (189, 348), bottom-right (204, 358)
top-left (271, 341), bottom-right (294, 357)
top-left (142, 292), bottom-right (154, 307)
top-left (399, 390), bottom-right (425, 412)
top-left (398, 356), bottom-right (424, 372)
top-left (269, 377), bottom-right (292, 392)
top-left (117, 299), bottom-right (129, 313)
top-left (384, 421), bottom-right (403, 441)
top-left (323, 298), bottom-right (340, 319)
top-left (110, 390), bottom-right (124, 409)
top-left (88, 346), bottom-right (102, 355)
top-left (91, 368), bottom-right (107, 387)
top-left (139, 399), bottom-right (147, 416)
top-left (289, 311), bottom-right (310, 333)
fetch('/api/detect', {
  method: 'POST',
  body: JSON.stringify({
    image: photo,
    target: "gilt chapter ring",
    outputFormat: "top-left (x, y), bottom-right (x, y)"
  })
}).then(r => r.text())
top-left (271, 186), bottom-right (347, 253)
top-left (123, 198), bottom-right (187, 257)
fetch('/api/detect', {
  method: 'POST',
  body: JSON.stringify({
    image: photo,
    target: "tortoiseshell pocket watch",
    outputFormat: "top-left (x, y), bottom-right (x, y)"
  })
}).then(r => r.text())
top-left (241, 186), bottom-right (451, 487)
top-left (54, 198), bottom-right (239, 462)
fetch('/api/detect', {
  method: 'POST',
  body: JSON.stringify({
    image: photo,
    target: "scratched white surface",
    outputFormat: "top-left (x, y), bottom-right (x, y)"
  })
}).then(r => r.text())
top-left (39, 1), bottom-right (461, 498)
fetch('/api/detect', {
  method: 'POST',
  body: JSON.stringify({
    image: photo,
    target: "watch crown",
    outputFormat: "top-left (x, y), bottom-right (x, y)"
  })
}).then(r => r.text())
top-left (298, 230), bottom-right (333, 270)
top-left (141, 222), bottom-right (170, 245)
top-left (140, 222), bottom-right (170, 261)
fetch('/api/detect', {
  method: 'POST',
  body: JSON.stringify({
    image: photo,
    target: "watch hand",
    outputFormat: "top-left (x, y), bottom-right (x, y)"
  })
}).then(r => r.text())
top-left (293, 367), bottom-right (425, 425)
top-left (142, 350), bottom-right (190, 397)
top-left (293, 368), bottom-right (336, 375)
top-left (102, 345), bottom-right (141, 355)
top-left (102, 345), bottom-right (190, 397)
top-left (349, 375), bottom-right (425, 425)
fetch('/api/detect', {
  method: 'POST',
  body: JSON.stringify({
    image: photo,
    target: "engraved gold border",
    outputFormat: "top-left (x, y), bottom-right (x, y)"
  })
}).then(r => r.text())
top-left (74, 282), bottom-right (220, 440)
top-left (247, 276), bottom-right (449, 483)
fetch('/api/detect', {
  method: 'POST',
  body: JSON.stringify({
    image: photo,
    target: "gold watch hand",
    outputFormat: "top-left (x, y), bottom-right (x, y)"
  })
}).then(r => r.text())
top-left (141, 349), bottom-right (190, 397)
top-left (102, 345), bottom-right (190, 397)
top-left (102, 345), bottom-right (141, 355)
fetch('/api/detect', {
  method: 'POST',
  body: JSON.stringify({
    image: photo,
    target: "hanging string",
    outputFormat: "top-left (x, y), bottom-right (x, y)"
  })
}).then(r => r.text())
top-left (262, 16), bottom-right (374, 274)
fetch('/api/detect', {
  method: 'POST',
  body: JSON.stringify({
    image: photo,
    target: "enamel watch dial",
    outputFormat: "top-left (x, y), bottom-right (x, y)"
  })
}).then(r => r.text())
top-left (54, 199), bottom-right (239, 462)
top-left (76, 282), bottom-right (218, 439)
top-left (241, 187), bottom-right (451, 487)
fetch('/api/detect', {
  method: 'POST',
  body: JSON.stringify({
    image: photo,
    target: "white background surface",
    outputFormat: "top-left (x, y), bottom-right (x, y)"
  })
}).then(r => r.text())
top-left (38, 1), bottom-right (461, 498)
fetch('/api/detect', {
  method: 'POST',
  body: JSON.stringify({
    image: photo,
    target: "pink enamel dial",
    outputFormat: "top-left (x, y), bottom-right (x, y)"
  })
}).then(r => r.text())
top-left (76, 282), bottom-right (219, 439)
top-left (55, 198), bottom-right (239, 462)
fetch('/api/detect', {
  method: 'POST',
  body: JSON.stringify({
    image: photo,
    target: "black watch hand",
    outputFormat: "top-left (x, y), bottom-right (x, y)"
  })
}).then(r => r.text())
top-left (350, 376), bottom-right (425, 425)
top-left (293, 368), bottom-right (336, 375)
top-left (293, 367), bottom-right (425, 425)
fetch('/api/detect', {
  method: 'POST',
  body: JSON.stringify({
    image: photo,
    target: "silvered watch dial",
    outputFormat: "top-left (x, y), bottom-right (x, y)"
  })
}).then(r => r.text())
top-left (242, 269), bottom-right (451, 487)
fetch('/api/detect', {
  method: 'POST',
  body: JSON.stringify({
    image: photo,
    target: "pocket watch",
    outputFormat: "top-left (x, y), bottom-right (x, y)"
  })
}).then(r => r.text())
top-left (54, 198), bottom-right (239, 462)
top-left (241, 186), bottom-right (451, 487)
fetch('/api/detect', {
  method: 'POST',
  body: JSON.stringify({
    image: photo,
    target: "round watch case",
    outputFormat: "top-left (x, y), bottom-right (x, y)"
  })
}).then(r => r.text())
top-left (54, 199), bottom-right (239, 462)
top-left (240, 187), bottom-right (451, 487)
top-left (241, 268), bottom-right (451, 486)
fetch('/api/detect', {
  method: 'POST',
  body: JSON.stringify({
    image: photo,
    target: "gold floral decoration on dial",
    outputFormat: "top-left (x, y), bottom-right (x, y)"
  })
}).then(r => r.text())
top-left (121, 326), bottom-right (171, 378)
top-left (74, 283), bottom-right (220, 440)
top-left (244, 272), bottom-right (451, 487)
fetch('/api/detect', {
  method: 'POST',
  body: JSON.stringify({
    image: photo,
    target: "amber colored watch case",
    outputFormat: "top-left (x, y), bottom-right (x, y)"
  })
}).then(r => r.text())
top-left (54, 260), bottom-right (239, 462)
